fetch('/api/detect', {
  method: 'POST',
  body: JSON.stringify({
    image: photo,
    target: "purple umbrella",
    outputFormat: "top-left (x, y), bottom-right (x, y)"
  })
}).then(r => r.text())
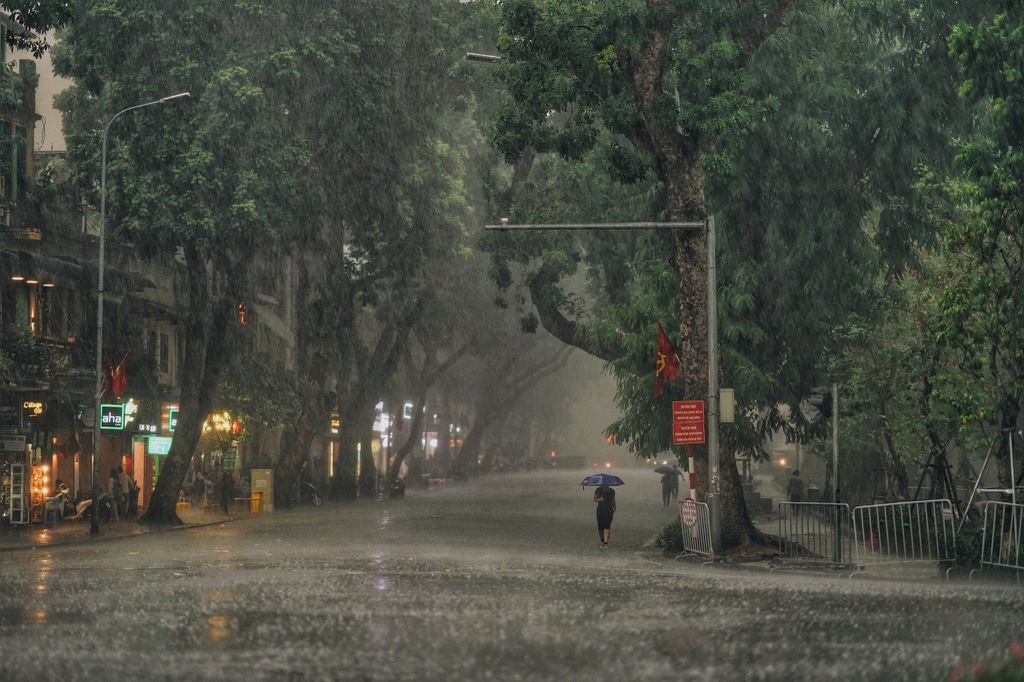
top-left (580, 473), bottom-right (625, 487)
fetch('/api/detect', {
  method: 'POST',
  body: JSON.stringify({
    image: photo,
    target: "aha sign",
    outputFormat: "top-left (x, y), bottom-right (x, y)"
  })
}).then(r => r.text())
top-left (100, 404), bottom-right (125, 430)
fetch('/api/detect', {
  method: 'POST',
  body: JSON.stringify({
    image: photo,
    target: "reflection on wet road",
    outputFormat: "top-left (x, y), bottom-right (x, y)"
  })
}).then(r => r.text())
top-left (0, 469), bottom-right (1021, 681)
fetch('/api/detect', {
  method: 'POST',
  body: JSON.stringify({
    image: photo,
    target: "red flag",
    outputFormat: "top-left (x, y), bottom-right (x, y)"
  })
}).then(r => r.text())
top-left (111, 351), bottom-right (129, 399)
top-left (655, 321), bottom-right (679, 398)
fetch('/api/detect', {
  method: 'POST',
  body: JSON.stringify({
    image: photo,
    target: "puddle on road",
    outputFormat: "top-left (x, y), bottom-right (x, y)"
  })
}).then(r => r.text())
top-left (0, 605), bottom-right (91, 625)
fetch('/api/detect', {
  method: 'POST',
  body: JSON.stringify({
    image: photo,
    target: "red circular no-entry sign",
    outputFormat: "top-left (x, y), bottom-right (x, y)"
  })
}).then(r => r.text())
top-left (680, 498), bottom-right (699, 528)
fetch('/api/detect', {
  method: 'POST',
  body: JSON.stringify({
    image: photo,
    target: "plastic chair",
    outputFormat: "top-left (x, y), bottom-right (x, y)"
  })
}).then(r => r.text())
top-left (43, 497), bottom-right (62, 525)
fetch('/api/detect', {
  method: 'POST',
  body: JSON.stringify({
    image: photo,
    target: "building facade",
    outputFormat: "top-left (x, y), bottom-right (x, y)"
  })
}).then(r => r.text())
top-left (1, 24), bottom-right (301, 524)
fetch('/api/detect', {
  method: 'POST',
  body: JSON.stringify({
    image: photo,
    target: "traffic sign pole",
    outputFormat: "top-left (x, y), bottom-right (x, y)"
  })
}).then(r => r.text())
top-left (687, 445), bottom-right (696, 500)
top-left (707, 215), bottom-right (721, 553)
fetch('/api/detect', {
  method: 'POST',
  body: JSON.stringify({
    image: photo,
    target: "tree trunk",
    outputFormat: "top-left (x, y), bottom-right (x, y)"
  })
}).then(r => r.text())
top-left (275, 278), bottom-right (336, 507)
top-left (390, 393), bottom-right (426, 489)
top-left (140, 245), bottom-right (236, 526)
top-left (454, 418), bottom-right (488, 478)
top-left (274, 366), bottom-right (326, 508)
top-left (358, 422), bottom-right (378, 499)
top-left (389, 344), bottom-right (469, 487)
top-left (331, 413), bottom-right (360, 501)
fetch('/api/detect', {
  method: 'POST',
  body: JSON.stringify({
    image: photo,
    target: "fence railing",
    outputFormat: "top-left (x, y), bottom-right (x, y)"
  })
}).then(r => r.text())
top-left (976, 501), bottom-right (1024, 576)
top-left (676, 499), bottom-right (713, 560)
top-left (775, 502), bottom-right (852, 568)
top-left (852, 499), bottom-right (956, 567)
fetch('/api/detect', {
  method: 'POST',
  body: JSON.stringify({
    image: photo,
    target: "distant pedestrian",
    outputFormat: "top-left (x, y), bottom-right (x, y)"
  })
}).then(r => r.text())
top-left (593, 483), bottom-right (616, 548)
top-left (118, 466), bottom-right (131, 515)
top-left (192, 471), bottom-right (206, 508)
top-left (108, 468), bottom-right (122, 521)
top-left (661, 474), bottom-right (673, 507)
top-left (670, 467), bottom-right (680, 500)
top-left (788, 470), bottom-right (805, 515)
top-left (221, 471), bottom-right (235, 515)
top-left (126, 476), bottom-right (139, 516)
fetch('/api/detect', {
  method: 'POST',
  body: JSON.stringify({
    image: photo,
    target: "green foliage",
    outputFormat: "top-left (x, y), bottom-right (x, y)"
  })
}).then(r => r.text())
top-left (481, 139), bottom-right (662, 327)
top-left (654, 518), bottom-right (685, 552)
top-left (0, 325), bottom-right (56, 385)
top-left (489, 0), bottom-right (774, 165)
top-left (217, 358), bottom-right (299, 429)
top-left (481, 0), bottom-right (990, 469)
top-left (942, 515), bottom-right (984, 575)
top-left (940, 7), bottom-right (1024, 453)
top-left (819, 254), bottom-right (984, 503)
top-left (1, 1), bottom-right (74, 57)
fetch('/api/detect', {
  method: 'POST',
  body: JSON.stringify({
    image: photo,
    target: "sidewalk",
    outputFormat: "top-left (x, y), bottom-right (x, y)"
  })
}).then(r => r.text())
top-left (0, 506), bottom-right (234, 553)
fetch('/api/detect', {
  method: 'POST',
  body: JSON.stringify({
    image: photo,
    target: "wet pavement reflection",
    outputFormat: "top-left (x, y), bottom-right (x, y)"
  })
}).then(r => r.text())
top-left (0, 469), bottom-right (1021, 681)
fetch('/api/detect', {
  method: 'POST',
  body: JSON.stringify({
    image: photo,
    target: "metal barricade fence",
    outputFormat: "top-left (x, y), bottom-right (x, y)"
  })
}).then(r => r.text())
top-left (776, 502), bottom-right (853, 568)
top-left (977, 501), bottom-right (1024, 575)
top-left (852, 499), bottom-right (956, 567)
top-left (676, 499), bottom-right (713, 559)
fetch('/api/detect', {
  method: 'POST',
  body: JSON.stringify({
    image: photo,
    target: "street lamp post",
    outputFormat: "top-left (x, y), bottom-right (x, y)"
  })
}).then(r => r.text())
top-left (91, 92), bottom-right (190, 536)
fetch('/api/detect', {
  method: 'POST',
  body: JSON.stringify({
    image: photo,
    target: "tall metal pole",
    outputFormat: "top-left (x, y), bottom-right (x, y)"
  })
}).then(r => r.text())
top-left (91, 92), bottom-right (190, 536)
top-left (832, 382), bottom-right (839, 503)
top-left (831, 382), bottom-right (840, 561)
top-left (707, 215), bottom-right (721, 553)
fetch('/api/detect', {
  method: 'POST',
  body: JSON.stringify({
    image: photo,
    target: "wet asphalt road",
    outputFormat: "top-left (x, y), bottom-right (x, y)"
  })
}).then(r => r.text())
top-left (0, 469), bottom-right (1021, 681)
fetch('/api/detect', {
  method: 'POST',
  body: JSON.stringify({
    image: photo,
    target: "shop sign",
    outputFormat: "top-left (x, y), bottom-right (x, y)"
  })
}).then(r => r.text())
top-left (100, 403), bottom-right (125, 430)
top-left (123, 399), bottom-right (138, 427)
top-left (329, 412), bottom-right (340, 437)
top-left (166, 406), bottom-right (179, 433)
top-left (1, 434), bottom-right (27, 452)
top-left (22, 401), bottom-right (45, 419)
top-left (147, 435), bottom-right (173, 455)
top-left (0, 403), bottom-right (20, 427)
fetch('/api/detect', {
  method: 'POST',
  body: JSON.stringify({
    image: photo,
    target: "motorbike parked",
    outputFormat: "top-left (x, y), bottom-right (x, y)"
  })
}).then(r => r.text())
top-left (56, 484), bottom-right (114, 522)
top-left (299, 480), bottom-right (322, 507)
top-left (389, 477), bottom-right (406, 498)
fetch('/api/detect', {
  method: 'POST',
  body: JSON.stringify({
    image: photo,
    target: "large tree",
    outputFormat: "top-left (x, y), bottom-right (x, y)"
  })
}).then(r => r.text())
top-left (944, 4), bottom-right (1024, 489)
top-left (269, 0), bottom-right (475, 503)
top-left (480, 0), bottom-right (799, 548)
top-left (478, 0), bottom-right (994, 547)
top-left (53, 0), bottom-right (313, 524)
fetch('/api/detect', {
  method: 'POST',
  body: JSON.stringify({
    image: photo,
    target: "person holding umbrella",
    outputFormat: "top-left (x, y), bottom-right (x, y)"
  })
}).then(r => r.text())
top-left (581, 473), bottom-right (624, 548)
top-left (594, 483), bottom-right (617, 548)
top-left (660, 473), bottom-right (673, 506)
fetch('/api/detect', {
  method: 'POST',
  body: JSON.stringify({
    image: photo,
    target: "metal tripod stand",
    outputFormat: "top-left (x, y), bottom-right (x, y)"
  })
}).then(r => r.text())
top-left (913, 448), bottom-right (962, 516)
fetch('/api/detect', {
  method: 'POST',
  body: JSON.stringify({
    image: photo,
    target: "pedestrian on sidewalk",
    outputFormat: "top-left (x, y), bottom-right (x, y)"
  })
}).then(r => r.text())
top-left (661, 474), bottom-right (673, 507)
top-left (221, 471), bottom-right (235, 515)
top-left (192, 471), bottom-right (206, 508)
top-left (787, 470), bottom-right (805, 515)
top-left (118, 466), bottom-right (131, 516)
top-left (126, 476), bottom-right (139, 516)
top-left (594, 483), bottom-right (616, 548)
top-left (108, 468), bottom-right (121, 521)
